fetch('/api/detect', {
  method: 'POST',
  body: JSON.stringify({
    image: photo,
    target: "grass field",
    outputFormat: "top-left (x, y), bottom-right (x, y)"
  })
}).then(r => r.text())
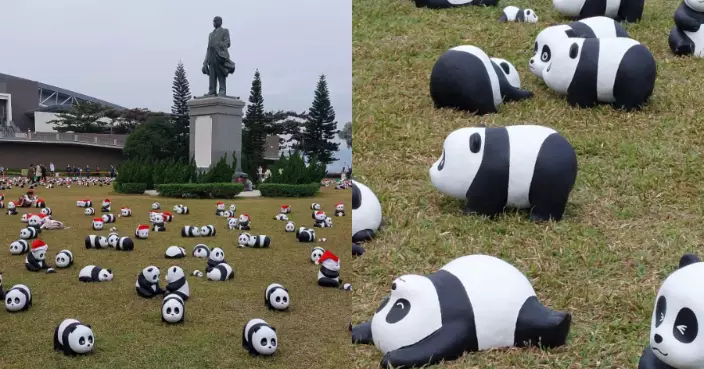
top-left (0, 184), bottom-right (351, 369)
top-left (352, 0), bottom-right (704, 367)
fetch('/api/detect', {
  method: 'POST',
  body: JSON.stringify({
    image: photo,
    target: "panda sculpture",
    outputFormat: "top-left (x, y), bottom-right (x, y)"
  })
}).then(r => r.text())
top-left (5, 284), bottom-right (32, 312)
top-left (107, 232), bottom-right (120, 248)
top-left (669, 0), bottom-right (704, 57)
top-left (165, 266), bottom-right (190, 301)
top-left (352, 180), bottom-right (382, 243)
top-left (193, 244), bottom-right (210, 258)
top-left (543, 37), bottom-right (656, 110)
top-left (91, 218), bottom-right (104, 231)
top-left (265, 283), bottom-right (290, 311)
top-left (430, 45), bottom-right (533, 115)
top-left (274, 214), bottom-right (288, 221)
top-left (162, 295), bottom-right (185, 324)
top-left (238, 233), bottom-right (252, 247)
top-left (165, 246), bottom-right (187, 259)
top-left (152, 213), bottom-right (166, 232)
top-left (6, 202), bottom-right (17, 215)
top-left (552, 0), bottom-right (644, 22)
top-left (136, 266), bottom-right (164, 298)
top-left (429, 125), bottom-right (578, 221)
top-left (25, 240), bottom-right (50, 272)
top-left (317, 250), bottom-right (341, 288)
top-left (19, 227), bottom-right (38, 240)
top-left (242, 318), bottom-right (278, 356)
top-left (55, 250), bottom-right (74, 268)
top-left (151, 202), bottom-right (160, 210)
top-left (181, 226), bottom-right (200, 237)
top-left (238, 214), bottom-right (251, 230)
top-left (85, 235), bottom-right (109, 249)
top-left (247, 235), bottom-right (271, 248)
top-left (40, 207), bottom-right (52, 216)
top-left (351, 254), bottom-right (572, 368)
top-left (101, 199), bottom-right (111, 212)
top-left (285, 221), bottom-right (295, 232)
top-left (84, 207), bottom-right (95, 216)
top-left (637, 253), bottom-right (704, 369)
top-left (200, 225), bottom-right (216, 237)
top-left (120, 207), bottom-right (132, 217)
top-left (499, 6), bottom-right (538, 22)
top-left (414, 0), bottom-right (498, 9)
top-left (174, 204), bottom-right (189, 214)
top-left (353, 243), bottom-right (366, 257)
top-left (310, 203), bottom-right (321, 210)
top-left (135, 225), bottom-right (150, 239)
top-left (297, 228), bottom-right (316, 243)
top-left (530, 16), bottom-right (629, 79)
top-left (78, 265), bottom-right (114, 282)
top-left (311, 247), bottom-right (325, 263)
top-left (206, 263), bottom-right (234, 281)
top-left (115, 237), bottom-right (134, 251)
top-left (101, 213), bottom-right (115, 223)
top-left (207, 247), bottom-right (226, 268)
top-left (227, 217), bottom-right (239, 230)
top-left (9, 239), bottom-right (29, 255)
top-left (53, 318), bottom-right (95, 355)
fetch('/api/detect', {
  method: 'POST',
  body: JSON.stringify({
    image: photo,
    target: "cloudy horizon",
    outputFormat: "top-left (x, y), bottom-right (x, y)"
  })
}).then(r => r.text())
top-left (0, 0), bottom-right (351, 171)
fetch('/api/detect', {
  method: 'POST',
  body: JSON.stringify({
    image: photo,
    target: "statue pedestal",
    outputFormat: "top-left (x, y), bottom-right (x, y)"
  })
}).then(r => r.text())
top-left (187, 96), bottom-right (246, 178)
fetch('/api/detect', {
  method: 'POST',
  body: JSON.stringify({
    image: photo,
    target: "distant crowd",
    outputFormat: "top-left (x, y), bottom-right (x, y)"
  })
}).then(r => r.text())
top-left (0, 162), bottom-right (118, 183)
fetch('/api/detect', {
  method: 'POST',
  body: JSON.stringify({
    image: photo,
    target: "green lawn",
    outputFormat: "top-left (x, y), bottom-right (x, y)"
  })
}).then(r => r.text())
top-left (352, 0), bottom-right (703, 367)
top-left (0, 185), bottom-right (351, 369)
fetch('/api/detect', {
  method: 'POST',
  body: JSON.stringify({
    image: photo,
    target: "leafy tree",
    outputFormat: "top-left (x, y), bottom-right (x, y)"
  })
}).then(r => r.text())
top-left (123, 116), bottom-right (178, 161)
top-left (47, 101), bottom-right (107, 133)
top-left (171, 61), bottom-right (192, 161)
top-left (267, 150), bottom-right (326, 185)
top-left (339, 121), bottom-right (351, 148)
top-left (242, 69), bottom-right (269, 178)
top-left (301, 75), bottom-right (340, 164)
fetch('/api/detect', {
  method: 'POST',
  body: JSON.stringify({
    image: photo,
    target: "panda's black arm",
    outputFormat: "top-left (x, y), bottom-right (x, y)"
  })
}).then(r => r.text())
top-left (381, 323), bottom-right (474, 369)
top-left (637, 346), bottom-right (675, 369)
top-left (674, 2), bottom-right (701, 32)
top-left (351, 320), bottom-right (374, 344)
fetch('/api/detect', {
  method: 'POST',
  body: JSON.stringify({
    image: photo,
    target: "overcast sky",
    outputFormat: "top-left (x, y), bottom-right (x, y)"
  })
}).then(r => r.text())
top-left (0, 0), bottom-right (352, 171)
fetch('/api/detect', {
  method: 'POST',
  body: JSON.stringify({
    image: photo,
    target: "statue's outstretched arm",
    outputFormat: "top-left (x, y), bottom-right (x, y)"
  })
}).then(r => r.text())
top-left (224, 29), bottom-right (231, 48)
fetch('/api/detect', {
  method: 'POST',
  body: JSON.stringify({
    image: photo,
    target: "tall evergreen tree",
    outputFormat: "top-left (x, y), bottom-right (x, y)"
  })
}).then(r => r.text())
top-left (301, 75), bottom-right (340, 164)
top-left (242, 69), bottom-right (269, 178)
top-left (171, 61), bottom-right (192, 161)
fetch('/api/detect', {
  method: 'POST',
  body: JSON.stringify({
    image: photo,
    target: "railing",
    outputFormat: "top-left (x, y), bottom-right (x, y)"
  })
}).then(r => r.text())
top-left (0, 131), bottom-right (125, 148)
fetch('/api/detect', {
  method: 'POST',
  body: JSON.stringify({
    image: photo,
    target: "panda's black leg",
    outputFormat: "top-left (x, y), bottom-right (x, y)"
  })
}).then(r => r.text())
top-left (668, 28), bottom-right (695, 56)
top-left (381, 323), bottom-right (475, 368)
top-left (352, 229), bottom-right (375, 243)
top-left (351, 320), bottom-right (374, 344)
top-left (529, 202), bottom-right (566, 222)
top-left (352, 243), bottom-right (366, 256)
top-left (637, 346), bottom-right (669, 369)
top-left (514, 296), bottom-right (571, 349)
top-left (53, 327), bottom-right (62, 351)
top-left (136, 287), bottom-right (155, 298)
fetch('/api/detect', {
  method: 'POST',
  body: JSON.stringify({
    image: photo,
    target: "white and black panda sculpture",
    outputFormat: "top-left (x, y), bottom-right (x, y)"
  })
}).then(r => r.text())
top-left (297, 228), bottom-right (316, 243)
top-left (414, 0), bottom-right (498, 9)
top-left (101, 213), bottom-right (115, 223)
top-left (55, 250), bottom-right (74, 268)
top-left (227, 217), bottom-right (239, 230)
top-left (9, 239), bottom-right (29, 255)
top-left (490, 57), bottom-right (521, 91)
top-left (162, 294), bottom-right (185, 324)
top-left (181, 226), bottom-right (200, 237)
top-left (311, 247), bottom-right (325, 264)
top-left (193, 244), bottom-right (210, 258)
top-left (165, 246), bottom-right (187, 259)
top-left (285, 221), bottom-right (295, 232)
top-left (115, 237), bottom-right (134, 251)
top-left (247, 235), bottom-right (271, 248)
top-left (669, 0), bottom-right (704, 57)
top-left (530, 16), bottom-right (629, 79)
top-left (242, 318), bottom-right (278, 356)
top-left (552, 0), bottom-right (644, 22)
top-left (19, 227), bottom-right (38, 240)
top-left (429, 125), bottom-right (578, 221)
top-left (352, 180), bottom-right (382, 243)
top-left (136, 266), bottom-right (164, 298)
top-left (78, 265), bottom-right (114, 282)
top-left (5, 284), bottom-right (32, 312)
top-left (165, 266), bottom-right (190, 301)
top-left (85, 235), bottom-right (109, 249)
top-left (637, 253), bottom-right (704, 369)
top-left (543, 37), bottom-right (656, 110)
top-left (351, 254), bottom-right (571, 368)
top-left (206, 263), bottom-right (234, 281)
top-left (207, 247), bottom-right (226, 268)
top-left (53, 318), bottom-right (95, 355)
top-left (430, 45), bottom-right (533, 115)
top-left (135, 225), bottom-right (149, 239)
top-left (499, 6), bottom-right (538, 22)
top-left (107, 232), bottom-right (120, 248)
top-left (84, 207), bottom-right (95, 216)
top-left (200, 225), bottom-right (216, 237)
top-left (265, 283), bottom-right (290, 311)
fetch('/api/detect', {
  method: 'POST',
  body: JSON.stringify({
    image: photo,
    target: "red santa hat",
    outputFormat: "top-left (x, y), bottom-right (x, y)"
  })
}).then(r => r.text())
top-left (162, 211), bottom-right (172, 216)
top-left (217, 201), bottom-right (224, 205)
top-left (31, 239), bottom-right (48, 252)
top-left (93, 218), bottom-right (104, 223)
top-left (242, 214), bottom-right (250, 219)
top-left (103, 198), bottom-right (111, 203)
top-left (315, 211), bottom-right (325, 216)
top-left (336, 202), bottom-right (343, 207)
top-left (120, 206), bottom-right (127, 210)
top-left (317, 250), bottom-right (339, 265)
top-left (137, 224), bottom-right (149, 231)
top-left (281, 205), bottom-right (290, 209)
top-left (38, 213), bottom-right (47, 219)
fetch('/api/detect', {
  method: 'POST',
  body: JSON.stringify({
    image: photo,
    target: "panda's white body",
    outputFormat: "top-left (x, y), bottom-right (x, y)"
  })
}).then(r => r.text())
top-left (429, 125), bottom-right (578, 221)
top-left (162, 295), bottom-right (185, 323)
top-left (247, 235), bottom-right (271, 248)
top-left (101, 214), bottom-right (115, 223)
top-left (242, 318), bottom-right (278, 356)
top-left (530, 16), bottom-right (630, 79)
top-left (55, 250), bottom-right (74, 268)
top-left (552, 0), bottom-right (644, 22)
top-left (5, 284), bottom-right (32, 312)
top-left (499, 6), bottom-right (538, 22)
top-left (352, 180), bottom-right (382, 243)
top-left (181, 226), bottom-right (200, 237)
top-left (165, 266), bottom-right (190, 301)
top-left (543, 37), bottom-right (656, 110)
top-left (165, 246), bottom-right (187, 259)
top-left (85, 235), bottom-right (109, 249)
top-left (683, 28), bottom-right (704, 56)
top-left (54, 318), bottom-right (95, 355)
top-left (200, 225), bottom-right (216, 236)
top-left (79, 265), bottom-right (113, 282)
top-left (19, 227), bottom-right (38, 240)
top-left (207, 263), bottom-right (234, 281)
top-left (352, 255), bottom-right (572, 368)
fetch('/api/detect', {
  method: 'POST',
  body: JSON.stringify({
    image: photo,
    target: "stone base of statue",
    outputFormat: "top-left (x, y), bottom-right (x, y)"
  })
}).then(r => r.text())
top-left (187, 95), bottom-right (245, 179)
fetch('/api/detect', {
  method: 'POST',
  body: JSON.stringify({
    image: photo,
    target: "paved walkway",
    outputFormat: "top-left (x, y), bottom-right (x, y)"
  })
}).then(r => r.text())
top-left (143, 190), bottom-right (262, 198)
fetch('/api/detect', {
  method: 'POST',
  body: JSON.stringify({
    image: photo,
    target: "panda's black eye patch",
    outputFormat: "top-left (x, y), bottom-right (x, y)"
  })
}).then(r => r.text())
top-left (655, 296), bottom-right (666, 327)
top-left (6, 297), bottom-right (10, 304)
top-left (260, 338), bottom-right (268, 346)
top-left (569, 43), bottom-right (579, 59)
top-left (79, 337), bottom-right (85, 345)
top-left (469, 133), bottom-right (482, 153)
top-left (166, 307), bottom-right (172, 314)
top-left (674, 307), bottom-right (698, 343)
top-left (174, 307), bottom-right (180, 314)
top-left (386, 298), bottom-right (412, 324)
top-left (500, 62), bottom-right (510, 75)
top-left (540, 45), bottom-right (551, 62)
top-left (275, 296), bottom-right (281, 302)
top-left (14, 297), bottom-right (19, 304)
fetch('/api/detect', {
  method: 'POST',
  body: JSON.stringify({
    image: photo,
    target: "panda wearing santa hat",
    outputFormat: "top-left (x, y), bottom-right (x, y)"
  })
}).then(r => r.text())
top-left (135, 225), bottom-right (149, 239)
top-left (101, 199), bottom-right (111, 213)
top-left (335, 203), bottom-right (345, 217)
top-left (215, 201), bottom-right (226, 216)
top-left (317, 250), bottom-right (341, 288)
top-left (25, 239), bottom-right (50, 272)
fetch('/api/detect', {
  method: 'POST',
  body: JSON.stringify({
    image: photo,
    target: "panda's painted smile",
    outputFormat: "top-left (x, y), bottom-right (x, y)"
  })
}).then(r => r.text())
top-left (651, 347), bottom-right (668, 356)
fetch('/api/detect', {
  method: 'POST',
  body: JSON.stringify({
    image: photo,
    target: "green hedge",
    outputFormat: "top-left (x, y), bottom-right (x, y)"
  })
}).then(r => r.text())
top-left (155, 183), bottom-right (244, 198)
top-left (258, 183), bottom-right (320, 197)
top-left (113, 182), bottom-right (148, 194)
top-left (266, 150), bottom-right (327, 185)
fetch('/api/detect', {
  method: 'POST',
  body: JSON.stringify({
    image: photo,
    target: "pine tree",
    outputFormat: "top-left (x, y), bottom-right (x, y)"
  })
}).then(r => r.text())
top-left (301, 74), bottom-right (340, 164)
top-left (171, 61), bottom-right (192, 161)
top-left (242, 69), bottom-right (269, 178)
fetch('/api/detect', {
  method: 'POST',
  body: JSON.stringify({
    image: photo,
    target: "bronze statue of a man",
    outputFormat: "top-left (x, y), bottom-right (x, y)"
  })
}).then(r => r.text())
top-left (202, 16), bottom-right (236, 96)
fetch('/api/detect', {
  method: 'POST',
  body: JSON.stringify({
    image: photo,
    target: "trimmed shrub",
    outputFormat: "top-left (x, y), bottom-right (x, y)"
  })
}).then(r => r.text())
top-left (266, 150), bottom-right (327, 185)
top-left (113, 182), bottom-right (148, 194)
top-left (196, 155), bottom-right (236, 183)
top-left (259, 183), bottom-right (320, 197)
top-left (155, 183), bottom-right (244, 198)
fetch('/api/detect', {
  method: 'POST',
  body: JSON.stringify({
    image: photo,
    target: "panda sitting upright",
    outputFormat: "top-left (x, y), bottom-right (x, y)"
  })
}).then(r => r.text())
top-left (669, 0), bottom-right (704, 57)
top-left (638, 253), bottom-right (704, 369)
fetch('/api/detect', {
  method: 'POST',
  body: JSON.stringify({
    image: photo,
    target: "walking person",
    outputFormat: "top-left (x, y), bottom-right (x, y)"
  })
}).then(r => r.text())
top-left (85, 164), bottom-right (91, 177)
top-left (49, 162), bottom-right (55, 177)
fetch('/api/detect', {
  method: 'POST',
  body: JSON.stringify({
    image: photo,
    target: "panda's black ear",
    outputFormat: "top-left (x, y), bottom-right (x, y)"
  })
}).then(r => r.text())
top-left (106, 269), bottom-right (112, 273)
top-left (564, 29), bottom-right (577, 38)
top-left (679, 254), bottom-right (701, 269)
top-left (85, 324), bottom-right (92, 329)
top-left (569, 43), bottom-right (579, 59)
top-left (499, 62), bottom-right (511, 75)
top-left (272, 327), bottom-right (277, 332)
top-left (469, 132), bottom-right (482, 153)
